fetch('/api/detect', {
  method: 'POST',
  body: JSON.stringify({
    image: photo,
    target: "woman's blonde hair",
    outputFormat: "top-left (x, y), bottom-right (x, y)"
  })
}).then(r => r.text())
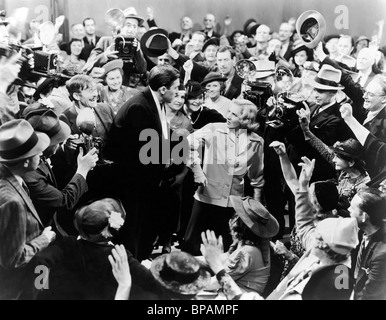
top-left (232, 99), bottom-right (260, 132)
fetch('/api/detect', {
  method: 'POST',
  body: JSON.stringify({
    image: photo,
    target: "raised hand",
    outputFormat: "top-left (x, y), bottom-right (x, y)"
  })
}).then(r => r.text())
top-left (339, 103), bottom-right (354, 121)
top-left (270, 141), bottom-right (287, 157)
top-left (298, 156), bottom-right (315, 189)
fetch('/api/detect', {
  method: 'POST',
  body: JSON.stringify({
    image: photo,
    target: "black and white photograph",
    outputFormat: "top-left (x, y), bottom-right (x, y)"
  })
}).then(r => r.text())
top-left (0, 0), bottom-right (385, 309)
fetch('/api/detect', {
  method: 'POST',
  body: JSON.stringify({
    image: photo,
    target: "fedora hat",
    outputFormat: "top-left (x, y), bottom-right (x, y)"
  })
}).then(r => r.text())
top-left (202, 37), bottom-right (220, 53)
top-left (296, 10), bottom-right (326, 49)
top-left (200, 72), bottom-right (227, 87)
top-left (150, 251), bottom-right (211, 297)
top-left (102, 59), bottom-right (123, 77)
top-left (246, 22), bottom-right (260, 38)
top-left (290, 39), bottom-right (313, 58)
top-left (315, 217), bottom-right (359, 255)
top-left (302, 264), bottom-right (354, 300)
top-left (123, 7), bottom-right (144, 26)
top-left (186, 81), bottom-right (206, 99)
top-left (230, 196), bottom-right (279, 238)
top-left (141, 28), bottom-right (169, 58)
top-left (74, 197), bottom-right (126, 240)
top-left (243, 18), bottom-right (257, 35)
top-left (252, 60), bottom-right (276, 80)
top-left (25, 108), bottom-right (71, 146)
top-left (0, 119), bottom-right (50, 163)
top-left (308, 65), bottom-right (345, 91)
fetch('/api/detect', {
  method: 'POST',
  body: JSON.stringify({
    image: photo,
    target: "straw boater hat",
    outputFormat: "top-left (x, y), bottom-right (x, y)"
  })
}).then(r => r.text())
top-left (0, 119), bottom-right (50, 163)
top-left (229, 196), bottom-right (279, 238)
top-left (150, 251), bottom-right (211, 298)
top-left (308, 65), bottom-right (345, 91)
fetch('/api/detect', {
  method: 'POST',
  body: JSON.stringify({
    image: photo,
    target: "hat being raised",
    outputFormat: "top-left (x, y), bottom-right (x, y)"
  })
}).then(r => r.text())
top-left (140, 28), bottom-right (169, 58)
top-left (0, 119), bottom-right (50, 163)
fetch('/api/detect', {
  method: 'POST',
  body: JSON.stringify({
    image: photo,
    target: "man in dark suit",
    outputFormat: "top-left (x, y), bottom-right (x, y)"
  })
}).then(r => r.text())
top-left (200, 13), bottom-right (221, 41)
top-left (279, 22), bottom-right (294, 62)
top-left (106, 65), bottom-right (180, 261)
top-left (217, 46), bottom-right (244, 101)
top-left (349, 188), bottom-right (386, 300)
top-left (23, 108), bottom-right (97, 229)
top-left (82, 18), bottom-right (101, 60)
top-left (0, 120), bottom-right (56, 299)
top-left (289, 65), bottom-right (355, 182)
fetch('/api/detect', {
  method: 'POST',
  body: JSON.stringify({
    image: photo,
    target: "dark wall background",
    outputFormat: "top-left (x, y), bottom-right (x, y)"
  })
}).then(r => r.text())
top-left (1, 0), bottom-right (386, 45)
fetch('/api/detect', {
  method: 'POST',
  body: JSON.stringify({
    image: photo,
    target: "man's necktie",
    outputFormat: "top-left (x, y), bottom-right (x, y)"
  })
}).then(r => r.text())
top-left (355, 236), bottom-right (367, 278)
top-left (22, 182), bottom-right (30, 197)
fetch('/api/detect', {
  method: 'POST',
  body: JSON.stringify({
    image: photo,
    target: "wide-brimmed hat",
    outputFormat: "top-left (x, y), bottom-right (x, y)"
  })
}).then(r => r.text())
top-left (252, 60), bottom-right (276, 79)
top-left (302, 264), bottom-right (354, 300)
top-left (123, 7), bottom-right (144, 26)
top-left (296, 10), bottom-right (326, 49)
top-left (140, 28), bottom-right (169, 58)
top-left (308, 65), bottom-right (345, 91)
top-left (0, 119), bottom-right (50, 163)
top-left (186, 81), bottom-right (206, 99)
top-left (202, 37), bottom-right (220, 53)
top-left (102, 59), bottom-right (123, 77)
top-left (74, 197), bottom-right (126, 239)
top-left (25, 108), bottom-right (71, 146)
top-left (150, 251), bottom-right (211, 297)
top-left (230, 196), bottom-right (279, 238)
top-left (200, 72), bottom-right (227, 87)
top-left (315, 217), bottom-right (359, 255)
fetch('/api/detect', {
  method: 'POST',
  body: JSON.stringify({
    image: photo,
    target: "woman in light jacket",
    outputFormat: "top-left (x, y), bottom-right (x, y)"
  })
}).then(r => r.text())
top-left (183, 99), bottom-right (265, 255)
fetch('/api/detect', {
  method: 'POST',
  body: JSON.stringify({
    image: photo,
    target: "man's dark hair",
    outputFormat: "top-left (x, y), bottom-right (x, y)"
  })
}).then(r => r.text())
top-left (357, 188), bottom-right (386, 227)
top-left (217, 45), bottom-right (236, 59)
top-left (82, 17), bottom-right (95, 27)
top-left (148, 65), bottom-right (180, 91)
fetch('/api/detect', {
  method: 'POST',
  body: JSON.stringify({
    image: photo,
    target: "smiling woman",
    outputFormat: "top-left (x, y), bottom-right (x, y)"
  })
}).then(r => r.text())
top-left (183, 99), bottom-right (265, 255)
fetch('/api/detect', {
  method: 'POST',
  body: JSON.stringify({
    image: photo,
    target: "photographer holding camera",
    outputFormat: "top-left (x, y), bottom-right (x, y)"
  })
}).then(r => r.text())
top-left (85, 8), bottom-right (147, 89)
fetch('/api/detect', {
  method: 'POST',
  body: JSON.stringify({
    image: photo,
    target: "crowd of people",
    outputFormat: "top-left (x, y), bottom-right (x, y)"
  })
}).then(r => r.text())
top-left (0, 5), bottom-right (386, 300)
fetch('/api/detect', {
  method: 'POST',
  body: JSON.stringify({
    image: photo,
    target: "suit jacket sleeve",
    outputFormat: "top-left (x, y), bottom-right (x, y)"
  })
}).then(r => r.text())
top-left (0, 198), bottom-right (49, 269)
top-left (24, 170), bottom-right (88, 211)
